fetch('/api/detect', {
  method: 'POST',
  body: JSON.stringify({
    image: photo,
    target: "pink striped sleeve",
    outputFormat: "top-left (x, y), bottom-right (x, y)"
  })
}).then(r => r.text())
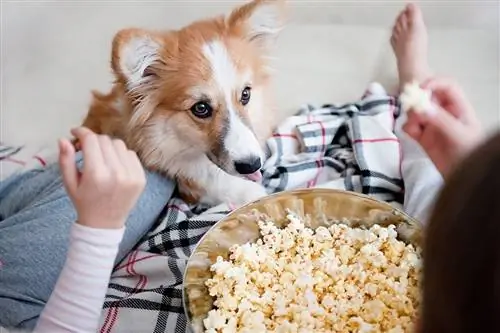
top-left (34, 224), bottom-right (124, 333)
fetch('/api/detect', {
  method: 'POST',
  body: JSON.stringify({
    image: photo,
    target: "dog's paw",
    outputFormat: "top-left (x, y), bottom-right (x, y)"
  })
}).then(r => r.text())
top-left (231, 181), bottom-right (268, 206)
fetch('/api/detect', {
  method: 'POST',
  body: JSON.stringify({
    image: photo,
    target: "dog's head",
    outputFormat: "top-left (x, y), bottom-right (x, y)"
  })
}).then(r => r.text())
top-left (110, 0), bottom-right (285, 179)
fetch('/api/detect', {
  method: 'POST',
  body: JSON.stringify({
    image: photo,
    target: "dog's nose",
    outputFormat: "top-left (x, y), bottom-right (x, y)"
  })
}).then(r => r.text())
top-left (234, 157), bottom-right (262, 175)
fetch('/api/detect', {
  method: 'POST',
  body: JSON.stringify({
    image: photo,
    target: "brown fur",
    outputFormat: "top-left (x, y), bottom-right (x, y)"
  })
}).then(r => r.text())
top-left (81, 0), bottom-right (285, 204)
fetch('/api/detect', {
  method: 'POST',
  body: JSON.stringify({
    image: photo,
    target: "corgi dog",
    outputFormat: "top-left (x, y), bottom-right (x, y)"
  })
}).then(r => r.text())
top-left (81, 0), bottom-right (285, 206)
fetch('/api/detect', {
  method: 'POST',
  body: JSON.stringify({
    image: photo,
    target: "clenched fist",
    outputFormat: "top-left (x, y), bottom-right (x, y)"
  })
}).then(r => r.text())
top-left (58, 127), bottom-right (146, 229)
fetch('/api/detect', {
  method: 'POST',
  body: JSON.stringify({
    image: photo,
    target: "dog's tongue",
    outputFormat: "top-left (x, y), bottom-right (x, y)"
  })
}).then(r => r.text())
top-left (245, 171), bottom-right (262, 183)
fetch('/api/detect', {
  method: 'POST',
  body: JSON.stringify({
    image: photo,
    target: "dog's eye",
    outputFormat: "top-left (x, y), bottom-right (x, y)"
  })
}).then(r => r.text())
top-left (240, 87), bottom-right (251, 106)
top-left (190, 102), bottom-right (212, 118)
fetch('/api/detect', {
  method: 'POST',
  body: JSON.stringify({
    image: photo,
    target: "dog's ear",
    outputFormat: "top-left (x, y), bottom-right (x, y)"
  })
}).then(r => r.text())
top-left (227, 0), bottom-right (286, 50)
top-left (110, 28), bottom-right (164, 92)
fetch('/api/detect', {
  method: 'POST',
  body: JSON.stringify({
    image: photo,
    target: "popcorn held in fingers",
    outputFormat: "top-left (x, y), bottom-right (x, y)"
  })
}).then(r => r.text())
top-left (400, 80), bottom-right (434, 114)
top-left (203, 213), bottom-right (422, 333)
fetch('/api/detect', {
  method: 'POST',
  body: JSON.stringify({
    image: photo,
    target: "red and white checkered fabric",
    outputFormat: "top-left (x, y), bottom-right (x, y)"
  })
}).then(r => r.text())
top-left (98, 82), bottom-right (406, 333)
top-left (1, 82), bottom-right (408, 333)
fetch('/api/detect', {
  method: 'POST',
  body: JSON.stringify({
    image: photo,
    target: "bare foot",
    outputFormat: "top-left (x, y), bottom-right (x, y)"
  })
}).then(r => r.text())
top-left (391, 3), bottom-right (431, 90)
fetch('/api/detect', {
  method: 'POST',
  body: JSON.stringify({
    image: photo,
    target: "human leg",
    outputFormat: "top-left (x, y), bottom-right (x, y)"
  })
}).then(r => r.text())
top-left (0, 156), bottom-right (175, 329)
top-left (391, 4), bottom-right (444, 223)
top-left (390, 3), bottom-right (432, 91)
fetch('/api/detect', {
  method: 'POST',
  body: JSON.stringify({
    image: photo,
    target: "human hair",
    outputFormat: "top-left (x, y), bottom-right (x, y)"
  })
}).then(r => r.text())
top-left (422, 132), bottom-right (500, 333)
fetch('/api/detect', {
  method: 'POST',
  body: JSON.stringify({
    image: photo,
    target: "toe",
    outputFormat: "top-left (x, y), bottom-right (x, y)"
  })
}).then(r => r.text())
top-left (392, 23), bottom-right (400, 39)
top-left (400, 8), bottom-right (410, 30)
top-left (393, 15), bottom-right (404, 34)
top-left (395, 10), bottom-right (405, 26)
top-left (407, 3), bottom-right (420, 17)
top-left (390, 35), bottom-right (396, 48)
top-left (406, 3), bottom-right (416, 12)
top-left (390, 23), bottom-right (399, 47)
top-left (406, 3), bottom-right (424, 26)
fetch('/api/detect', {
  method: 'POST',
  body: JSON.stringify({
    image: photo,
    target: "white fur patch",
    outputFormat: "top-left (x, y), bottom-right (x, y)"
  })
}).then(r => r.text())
top-left (188, 154), bottom-right (267, 206)
top-left (248, 2), bottom-right (283, 38)
top-left (202, 40), bottom-right (263, 164)
top-left (202, 41), bottom-right (238, 105)
top-left (139, 117), bottom-right (267, 206)
top-left (225, 112), bottom-right (263, 162)
top-left (120, 37), bottom-right (160, 88)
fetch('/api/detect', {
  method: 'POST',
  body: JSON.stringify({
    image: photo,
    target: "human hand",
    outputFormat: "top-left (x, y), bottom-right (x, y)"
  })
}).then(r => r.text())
top-left (403, 77), bottom-right (483, 178)
top-left (58, 127), bottom-right (146, 229)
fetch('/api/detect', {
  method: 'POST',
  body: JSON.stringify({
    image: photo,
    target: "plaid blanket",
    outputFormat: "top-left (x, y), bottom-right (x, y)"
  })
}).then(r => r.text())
top-left (0, 82), bottom-right (406, 333)
top-left (99, 82), bottom-right (405, 333)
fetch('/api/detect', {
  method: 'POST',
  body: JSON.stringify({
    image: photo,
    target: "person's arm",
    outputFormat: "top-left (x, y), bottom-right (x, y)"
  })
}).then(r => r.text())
top-left (33, 127), bottom-right (146, 332)
top-left (34, 224), bottom-right (124, 333)
top-left (399, 77), bottom-right (484, 223)
top-left (395, 112), bottom-right (443, 224)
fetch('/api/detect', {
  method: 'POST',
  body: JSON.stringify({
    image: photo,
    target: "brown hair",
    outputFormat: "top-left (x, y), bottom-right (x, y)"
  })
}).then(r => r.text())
top-left (422, 132), bottom-right (500, 333)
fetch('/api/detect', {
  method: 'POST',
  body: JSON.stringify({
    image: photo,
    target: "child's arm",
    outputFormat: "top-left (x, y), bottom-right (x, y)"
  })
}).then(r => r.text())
top-left (397, 77), bottom-right (483, 224)
top-left (34, 225), bottom-right (124, 332)
top-left (396, 112), bottom-right (444, 224)
top-left (34, 127), bottom-right (146, 332)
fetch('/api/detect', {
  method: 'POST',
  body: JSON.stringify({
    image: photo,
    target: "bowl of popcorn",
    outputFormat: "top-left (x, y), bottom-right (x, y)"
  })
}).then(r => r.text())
top-left (183, 189), bottom-right (423, 333)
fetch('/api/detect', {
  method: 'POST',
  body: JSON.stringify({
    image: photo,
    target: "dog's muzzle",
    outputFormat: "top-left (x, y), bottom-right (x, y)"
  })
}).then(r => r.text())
top-left (234, 156), bottom-right (262, 182)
